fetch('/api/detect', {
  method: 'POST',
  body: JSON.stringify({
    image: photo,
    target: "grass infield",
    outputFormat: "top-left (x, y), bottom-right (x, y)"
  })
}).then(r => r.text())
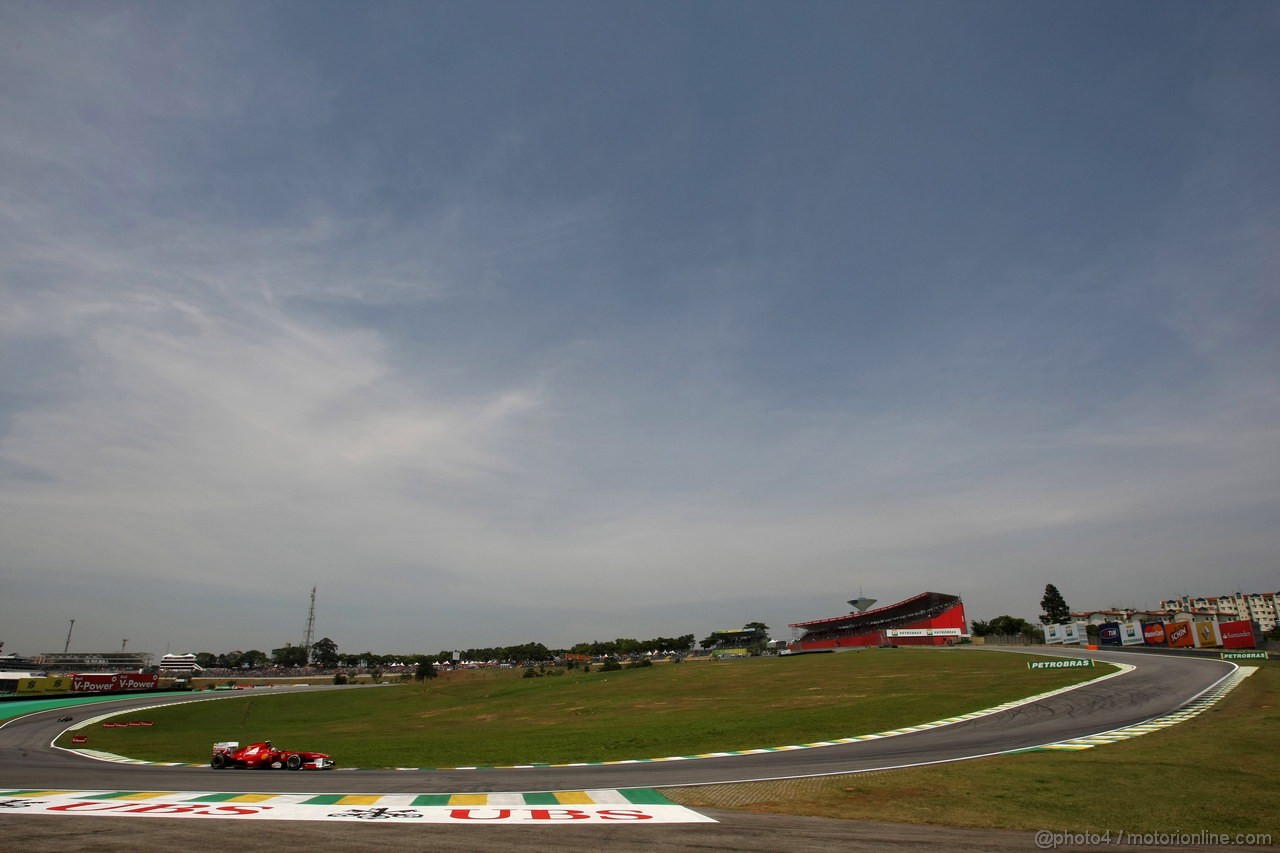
top-left (665, 662), bottom-right (1278, 836)
top-left (57, 648), bottom-right (1103, 767)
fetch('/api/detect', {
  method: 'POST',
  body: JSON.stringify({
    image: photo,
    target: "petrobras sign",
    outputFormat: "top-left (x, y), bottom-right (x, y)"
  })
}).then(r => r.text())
top-left (1221, 650), bottom-right (1266, 660)
top-left (1060, 622), bottom-right (1087, 644)
top-left (1027, 658), bottom-right (1095, 670)
top-left (1120, 621), bottom-right (1145, 646)
top-left (1218, 620), bottom-right (1258, 650)
top-left (1043, 624), bottom-right (1064, 644)
top-left (885, 628), bottom-right (964, 637)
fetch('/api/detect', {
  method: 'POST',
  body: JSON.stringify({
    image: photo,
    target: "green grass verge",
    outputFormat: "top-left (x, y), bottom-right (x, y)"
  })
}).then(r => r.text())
top-left (56, 649), bottom-right (1103, 767)
top-left (664, 663), bottom-right (1279, 835)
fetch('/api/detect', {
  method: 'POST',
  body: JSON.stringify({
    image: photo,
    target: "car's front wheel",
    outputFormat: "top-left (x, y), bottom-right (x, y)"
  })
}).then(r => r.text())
top-left (286, 754), bottom-right (303, 770)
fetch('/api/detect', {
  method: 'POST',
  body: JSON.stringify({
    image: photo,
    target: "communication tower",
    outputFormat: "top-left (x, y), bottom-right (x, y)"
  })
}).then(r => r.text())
top-left (302, 587), bottom-right (316, 664)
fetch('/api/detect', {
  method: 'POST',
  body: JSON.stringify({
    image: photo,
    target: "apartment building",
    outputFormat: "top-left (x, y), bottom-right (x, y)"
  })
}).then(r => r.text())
top-left (1158, 592), bottom-right (1279, 633)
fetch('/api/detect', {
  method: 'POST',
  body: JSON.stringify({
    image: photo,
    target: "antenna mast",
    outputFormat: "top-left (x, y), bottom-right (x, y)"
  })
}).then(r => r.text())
top-left (64, 619), bottom-right (76, 653)
top-left (302, 587), bottom-right (316, 664)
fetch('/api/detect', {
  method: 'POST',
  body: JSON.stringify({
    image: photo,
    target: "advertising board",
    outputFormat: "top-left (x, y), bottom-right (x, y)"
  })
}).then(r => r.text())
top-left (116, 673), bottom-right (159, 691)
top-left (15, 676), bottom-right (70, 695)
top-left (1042, 624), bottom-right (1064, 644)
top-left (1166, 621), bottom-right (1195, 648)
top-left (1060, 622), bottom-right (1088, 644)
top-left (1194, 621), bottom-right (1221, 648)
top-left (64, 672), bottom-right (159, 693)
top-left (1218, 620), bottom-right (1258, 650)
top-left (71, 674), bottom-right (120, 693)
top-left (1120, 621), bottom-right (1145, 646)
top-left (1098, 622), bottom-right (1122, 646)
top-left (1142, 622), bottom-right (1167, 645)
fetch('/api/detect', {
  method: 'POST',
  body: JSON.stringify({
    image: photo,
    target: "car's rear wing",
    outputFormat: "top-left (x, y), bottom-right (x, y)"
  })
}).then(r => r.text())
top-left (212, 741), bottom-right (239, 754)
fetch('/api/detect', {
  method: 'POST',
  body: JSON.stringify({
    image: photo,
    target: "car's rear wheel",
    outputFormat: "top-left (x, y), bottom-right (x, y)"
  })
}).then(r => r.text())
top-left (286, 754), bottom-right (303, 770)
top-left (211, 753), bottom-right (227, 769)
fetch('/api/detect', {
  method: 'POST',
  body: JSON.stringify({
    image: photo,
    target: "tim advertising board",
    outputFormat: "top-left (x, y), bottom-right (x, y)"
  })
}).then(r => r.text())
top-left (1219, 620), bottom-right (1258, 650)
top-left (1098, 622), bottom-right (1123, 646)
top-left (1142, 622), bottom-right (1167, 646)
top-left (1166, 621), bottom-right (1195, 648)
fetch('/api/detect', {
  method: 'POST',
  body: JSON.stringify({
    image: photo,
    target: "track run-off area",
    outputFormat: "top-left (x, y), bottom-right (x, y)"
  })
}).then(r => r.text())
top-left (0, 648), bottom-right (1256, 842)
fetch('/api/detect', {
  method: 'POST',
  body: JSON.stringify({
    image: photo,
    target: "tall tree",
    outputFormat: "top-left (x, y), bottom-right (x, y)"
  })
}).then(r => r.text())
top-left (311, 637), bottom-right (339, 668)
top-left (988, 615), bottom-right (1036, 636)
top-left (1040, 584), bottom-right (1071, 625)
top-left (272, 645), bottom-right (308, 668)
top-left (414, 659), bottom-right (438, 681)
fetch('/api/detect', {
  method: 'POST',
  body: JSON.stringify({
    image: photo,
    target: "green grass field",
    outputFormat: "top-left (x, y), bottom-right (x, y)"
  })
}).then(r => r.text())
top-left (57, 649), bottom-right (1101, 767)
top-left (665, 662), bottom-right (1279, 836)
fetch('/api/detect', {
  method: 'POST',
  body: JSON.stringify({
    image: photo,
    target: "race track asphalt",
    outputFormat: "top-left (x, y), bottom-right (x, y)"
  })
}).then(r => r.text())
top-left (0, 648), bottom-right (1247, 851)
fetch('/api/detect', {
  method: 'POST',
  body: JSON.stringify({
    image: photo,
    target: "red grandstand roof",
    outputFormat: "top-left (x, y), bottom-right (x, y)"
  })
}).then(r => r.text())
top-left (790, 591), bottom-right (960, 629)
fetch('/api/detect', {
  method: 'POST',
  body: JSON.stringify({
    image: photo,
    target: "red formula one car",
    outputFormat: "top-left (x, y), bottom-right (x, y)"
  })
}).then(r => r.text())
top-left (211, 741), bottom-right (335, 770)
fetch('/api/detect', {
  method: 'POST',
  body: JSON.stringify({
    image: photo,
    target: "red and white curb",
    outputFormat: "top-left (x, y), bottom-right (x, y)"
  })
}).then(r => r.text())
top-left (0, 787), bottom-right (714, 824)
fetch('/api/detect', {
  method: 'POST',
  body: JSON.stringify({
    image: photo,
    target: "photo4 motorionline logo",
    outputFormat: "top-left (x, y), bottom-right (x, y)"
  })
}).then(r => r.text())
top-left (1035, 830), bottom-right (1273, 849)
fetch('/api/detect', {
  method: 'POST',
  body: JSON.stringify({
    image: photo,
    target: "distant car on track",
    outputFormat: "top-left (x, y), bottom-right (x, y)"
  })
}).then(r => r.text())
top-left (211, 740), bottom-right (335, 770)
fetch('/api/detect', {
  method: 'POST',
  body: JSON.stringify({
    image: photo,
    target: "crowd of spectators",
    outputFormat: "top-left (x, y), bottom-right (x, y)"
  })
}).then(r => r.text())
top-left (193, 665), bottom-right (411, 680)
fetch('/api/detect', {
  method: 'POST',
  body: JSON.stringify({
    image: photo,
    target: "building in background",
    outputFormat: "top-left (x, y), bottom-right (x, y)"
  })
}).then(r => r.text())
top-left (1158, 593), bottom-right (1278, 633)
top-left (789, 591), bottom-right (968, 650)
top-left (34, 651), bottom-right (153, 672)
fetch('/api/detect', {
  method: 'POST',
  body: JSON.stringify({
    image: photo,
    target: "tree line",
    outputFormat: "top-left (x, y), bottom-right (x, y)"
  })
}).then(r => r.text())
top-left (190, 630), bottom-right (737, 671)
top-left (970, 584), bottom-right (1073, 638)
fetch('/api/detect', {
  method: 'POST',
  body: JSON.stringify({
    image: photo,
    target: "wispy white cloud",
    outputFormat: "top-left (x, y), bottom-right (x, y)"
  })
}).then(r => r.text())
top-left (1, 3), bottom-right (1276, 653)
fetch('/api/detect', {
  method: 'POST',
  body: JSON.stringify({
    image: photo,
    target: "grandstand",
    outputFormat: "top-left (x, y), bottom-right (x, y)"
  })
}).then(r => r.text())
top-left (35, 651), bottom-right (153, 672)
top-left (789, 591), bottom-right (968, 650)
top-left (159, 653), bottom-right (203, 674)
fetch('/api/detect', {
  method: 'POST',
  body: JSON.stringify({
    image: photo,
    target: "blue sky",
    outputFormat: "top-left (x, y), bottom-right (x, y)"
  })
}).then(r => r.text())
top-left (2, 1), bottom-right (1277, 657)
